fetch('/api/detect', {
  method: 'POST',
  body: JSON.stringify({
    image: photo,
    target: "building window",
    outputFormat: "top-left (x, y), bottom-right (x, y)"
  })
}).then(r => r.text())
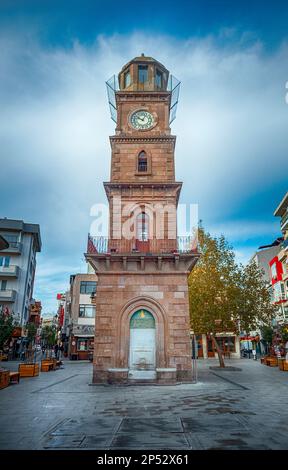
top-left (80, 281), bottom-right (97, 294)
top-left (138, 65), bottom-right (148, 83)
top-left (79, 305), bottom-right (96, 318)
top-left (155, 69), bottom-right (163, 88)
top-left (124, 70), bottom-right (131, 88)
top-left (138, 151), bottom-right (148, 172)
top-left (215, 336), bottom-right (236, 353)
top-left (136, 212), bottom-right (149, 241)
top-left (0, 256), bottom-right (10, 267)
top-left (77, 338), bottom-right (88, 351)
top-left (1, 280), bottom-right (7, 291)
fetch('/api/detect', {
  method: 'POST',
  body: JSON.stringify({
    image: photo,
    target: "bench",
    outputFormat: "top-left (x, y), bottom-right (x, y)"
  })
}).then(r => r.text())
top-left (9, 372), bottom-right (20, 384)
top-left (70, 353), bottom-right (79, 360)
top-left (0, 369), bottom-right (9, 389)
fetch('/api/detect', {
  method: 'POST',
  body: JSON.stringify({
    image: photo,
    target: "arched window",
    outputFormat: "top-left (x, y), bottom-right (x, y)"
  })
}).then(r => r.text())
top-left (136, 212), bottom-right (149, 241)
top-left (138, 151), bottom-right (147, 172)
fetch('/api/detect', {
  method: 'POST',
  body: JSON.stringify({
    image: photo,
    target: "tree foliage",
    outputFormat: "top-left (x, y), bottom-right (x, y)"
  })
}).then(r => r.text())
top-left (189, 226), bottom-right (276, 367)
top-left (41, 325), bottom-right (57, 346)
top-left (260, 325), bottom-right (273, 344)
top-left (26, 322), bottom-right (37, 344)
top-left (0, 310), bottom-right (17, 350)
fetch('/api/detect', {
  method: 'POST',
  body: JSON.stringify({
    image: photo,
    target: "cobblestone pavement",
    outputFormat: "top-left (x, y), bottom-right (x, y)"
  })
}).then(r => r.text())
top-left (0, 358), bottom-right (288, 450)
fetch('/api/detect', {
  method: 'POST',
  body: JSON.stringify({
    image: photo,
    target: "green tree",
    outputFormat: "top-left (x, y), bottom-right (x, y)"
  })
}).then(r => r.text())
top-left (280, 324), bottom-right (288, 343)
top-left (189, 226), bottom-right (276, 367)
top-left (41, 325), bottom-right (57, 347)
top-left (26, 322), bottom-right (37, 345)
top-left (0, 310), bottom-right (17, 350)
top-left (260, 325), bottom-right (273, 353)
top-left (234, 262), bottom-right (275, 334)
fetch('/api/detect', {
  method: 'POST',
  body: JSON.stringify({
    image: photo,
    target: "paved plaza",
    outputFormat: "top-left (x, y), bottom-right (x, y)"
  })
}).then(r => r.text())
top-left (0, 358), bottom-right (288, 450)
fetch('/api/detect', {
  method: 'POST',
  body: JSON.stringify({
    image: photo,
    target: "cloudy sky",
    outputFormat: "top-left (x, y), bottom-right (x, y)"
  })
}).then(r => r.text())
top-left (0, 0), bottom-right (288, 314)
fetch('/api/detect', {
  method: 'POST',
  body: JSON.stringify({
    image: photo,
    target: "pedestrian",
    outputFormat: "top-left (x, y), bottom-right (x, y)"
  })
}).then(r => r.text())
top-left (20, 347), bottom-right (25, 361)
top-left (252, 349), bottom-right (257, 360)
top-left (54, 343), bottom-right (59, 359)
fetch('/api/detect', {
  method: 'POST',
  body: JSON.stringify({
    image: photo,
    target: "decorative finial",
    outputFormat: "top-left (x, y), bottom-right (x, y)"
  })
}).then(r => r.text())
top-left (141, 53), bottom-right (145, 57)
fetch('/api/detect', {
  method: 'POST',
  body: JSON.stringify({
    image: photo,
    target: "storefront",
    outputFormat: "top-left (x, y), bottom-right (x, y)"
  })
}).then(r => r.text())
top-left (195, 334), bottom-right (240, 359)
top-left (69, 325), bottom-right (95, 360)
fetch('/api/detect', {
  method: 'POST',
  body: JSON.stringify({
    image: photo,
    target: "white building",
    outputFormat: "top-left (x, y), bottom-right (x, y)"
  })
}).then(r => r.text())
top-left (0, 218), bottom-right (41, 326)
top-left (68, 273), bottom-right (97, 360)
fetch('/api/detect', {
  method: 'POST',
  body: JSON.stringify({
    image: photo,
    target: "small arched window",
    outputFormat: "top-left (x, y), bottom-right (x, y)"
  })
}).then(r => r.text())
top-left (138, 151), bottom-right (147, 172)
top-left (136, 212), bottom-right (149, 241)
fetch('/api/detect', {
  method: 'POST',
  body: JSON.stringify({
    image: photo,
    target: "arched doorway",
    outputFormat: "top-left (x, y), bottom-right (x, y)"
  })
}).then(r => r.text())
top-left (129, 309), bottom-right (156, 380)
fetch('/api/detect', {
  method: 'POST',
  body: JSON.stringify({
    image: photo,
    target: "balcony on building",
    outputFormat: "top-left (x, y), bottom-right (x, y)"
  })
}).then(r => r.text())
top-left (0, 241), bottom-right (22, 255)
top-left (274, 192), bottom-right (288, 233)
top-left (0, 289), bottom-right (17, 302)
top-left (0, 265), bottom-right (20, 278)
top-left (87, 235), bottom-right (198, 256)
top-left (280, 210), bottom-right (288, 232)
top-left (29, 311), bottom-right (41, 326)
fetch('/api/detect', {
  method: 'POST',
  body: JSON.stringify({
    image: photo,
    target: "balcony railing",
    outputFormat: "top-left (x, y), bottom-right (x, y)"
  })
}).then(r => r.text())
top-left (0, 242), bottom-right (22, 254)
top-left (0, 289), bottom-right (17, 302)
top-left (87, 235), bottom-right (198, 255)
top-left (0, 265), bottom-right (19, 277)
top-left (281, 211), bottom-right (288, 231)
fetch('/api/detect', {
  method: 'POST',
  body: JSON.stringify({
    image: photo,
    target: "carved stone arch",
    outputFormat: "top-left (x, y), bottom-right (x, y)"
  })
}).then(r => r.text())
top-left (116, 295), bottom-right (168, 368)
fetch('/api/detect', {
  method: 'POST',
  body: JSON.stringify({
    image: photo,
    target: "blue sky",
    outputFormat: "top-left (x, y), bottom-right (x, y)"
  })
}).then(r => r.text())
top-left (0, 0), bottom-right (287, 314)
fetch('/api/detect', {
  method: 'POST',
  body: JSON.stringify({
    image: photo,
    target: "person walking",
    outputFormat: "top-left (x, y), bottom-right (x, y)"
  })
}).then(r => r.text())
top-left (54, 343), bottom-right (59, 359)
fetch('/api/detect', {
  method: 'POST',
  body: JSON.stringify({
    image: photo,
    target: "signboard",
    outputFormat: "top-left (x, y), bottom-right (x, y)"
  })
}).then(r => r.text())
top-left (73, 325), bottom-right (95, 336)
top-left (269, 256), bottom-right (283, 285)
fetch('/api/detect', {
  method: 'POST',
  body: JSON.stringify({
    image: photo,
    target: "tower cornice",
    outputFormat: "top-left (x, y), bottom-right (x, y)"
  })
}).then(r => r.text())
top-left (110, 135), bottom-right (176, 145)
top-left (103, 181), bottom-right (183, 205)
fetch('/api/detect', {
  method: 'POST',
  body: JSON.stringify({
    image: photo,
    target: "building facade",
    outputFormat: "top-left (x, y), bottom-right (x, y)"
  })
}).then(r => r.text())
top-left (86, 55), bottom-right (199, 384)
top-left (0, 218), bottom-right (41, 327)
top-left (272, 192), bottom-right (288, 323)
top-left (68, 274), bottom-right (97, 360)
top-left (195, 334), bottom-right (240, 359)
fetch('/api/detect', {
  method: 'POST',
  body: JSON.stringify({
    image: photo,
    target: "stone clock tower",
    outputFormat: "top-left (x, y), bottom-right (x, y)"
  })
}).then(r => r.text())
top-left (86, 55), bottom-right (199, 384)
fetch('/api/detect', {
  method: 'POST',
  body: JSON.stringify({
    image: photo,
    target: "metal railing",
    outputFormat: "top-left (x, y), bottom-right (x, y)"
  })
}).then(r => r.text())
top-left (87, 235), bottom-right (197, 255)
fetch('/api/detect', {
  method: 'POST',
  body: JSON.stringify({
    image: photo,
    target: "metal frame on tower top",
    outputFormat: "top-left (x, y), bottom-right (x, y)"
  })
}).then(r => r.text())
top-left (106, 74), bottom-right (180, 124)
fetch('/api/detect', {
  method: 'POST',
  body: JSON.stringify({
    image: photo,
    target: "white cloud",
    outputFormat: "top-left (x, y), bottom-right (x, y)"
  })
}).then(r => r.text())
top-left (0, 30), bottom-right (287, 312)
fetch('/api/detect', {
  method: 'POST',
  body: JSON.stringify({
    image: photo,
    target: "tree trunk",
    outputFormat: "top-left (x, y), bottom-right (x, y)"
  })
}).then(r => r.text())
top-left (211, 335), bottom-right (225, 368)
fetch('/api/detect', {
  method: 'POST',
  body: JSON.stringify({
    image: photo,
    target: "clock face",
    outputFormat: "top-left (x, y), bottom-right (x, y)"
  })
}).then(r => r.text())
top-left (130, 110), bottom-right (155, 130)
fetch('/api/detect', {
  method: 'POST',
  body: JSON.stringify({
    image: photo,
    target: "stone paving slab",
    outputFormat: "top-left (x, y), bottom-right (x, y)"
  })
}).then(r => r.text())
top-left (119, 417), bottom-right (183, 432)
top-left (110, 432), bottom-right (190, 450)
top-left (1, 358), bottom-right (288, 449)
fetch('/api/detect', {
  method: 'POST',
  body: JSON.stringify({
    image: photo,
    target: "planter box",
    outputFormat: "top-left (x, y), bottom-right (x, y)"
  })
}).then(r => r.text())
top-left (0, 370), bottom-right (9, 389)
top-left (279, 361), bottom-right (288, 371)
top-left (18, 363), bottom-right (39, 377)
top-left (41, 359), bottom-right (56, 372)
top-left (266, 357), bottom-right (278, 367)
